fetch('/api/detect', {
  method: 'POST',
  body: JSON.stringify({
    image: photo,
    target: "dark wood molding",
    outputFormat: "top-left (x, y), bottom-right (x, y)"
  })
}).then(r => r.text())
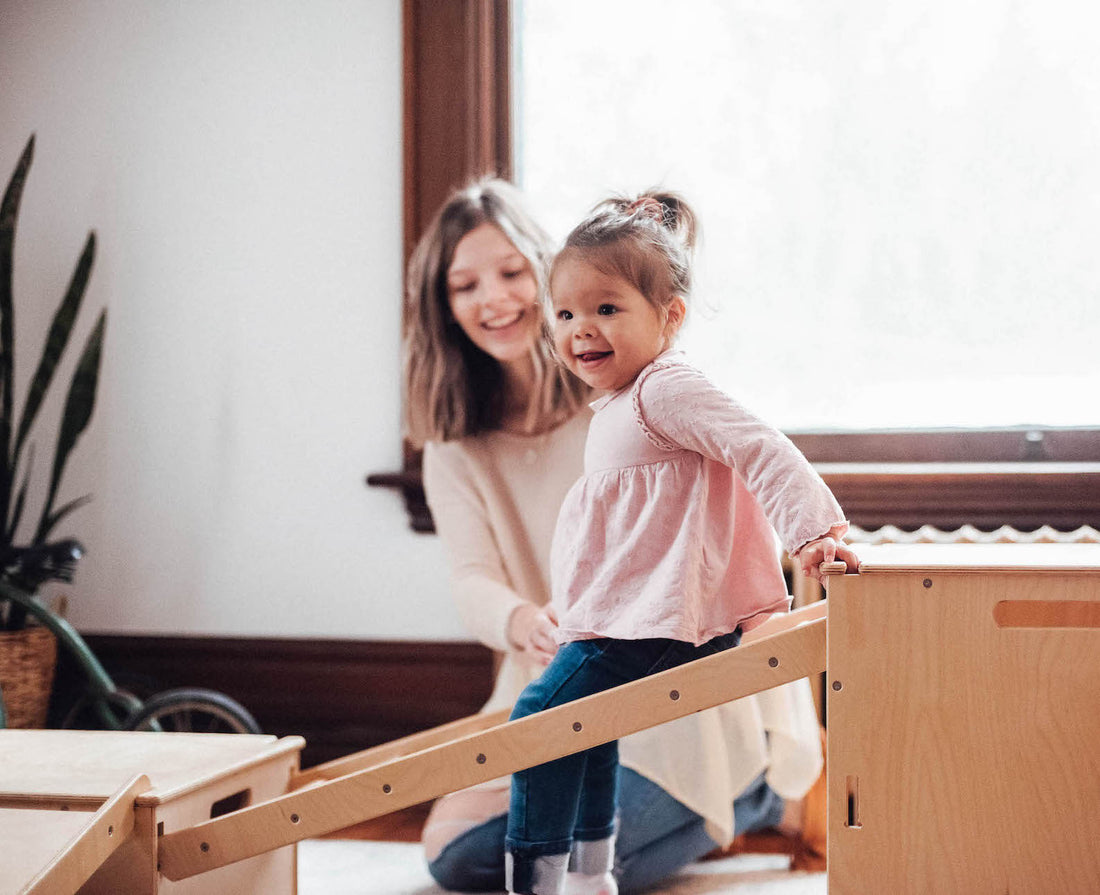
top-left (818, 462), bottom-right (1100, 531)
top-left (371, 426), bottom-right (1100, 535)
top-left (403, 0), bottom-right (511, 265)
top-left (786, 427), bottom-right (1100, 464)
top-left (365, 467), bottom-right (433, 533)
top-left (54, 635), bottom-right (495, 768)
top-left (385, 0), bottom-right (514, 530)
top-left (792, 427), bottom-right (1100, 530)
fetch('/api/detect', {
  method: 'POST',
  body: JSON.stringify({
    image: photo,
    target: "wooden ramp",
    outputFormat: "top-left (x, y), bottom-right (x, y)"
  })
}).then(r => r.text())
top-left (2, 775), bottom-right (148, 895)
top-left (157, 600), bottom-right (828, 879)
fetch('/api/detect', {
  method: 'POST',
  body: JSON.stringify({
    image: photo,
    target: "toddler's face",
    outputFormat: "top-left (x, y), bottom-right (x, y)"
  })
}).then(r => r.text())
top-left (447, 223), bottom-right (540, 365)
top-left (549, 257), bottom-right (673, 392)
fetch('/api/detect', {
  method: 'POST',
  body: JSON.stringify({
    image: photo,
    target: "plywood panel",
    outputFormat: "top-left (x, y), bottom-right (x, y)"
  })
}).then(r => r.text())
top-left (827, 564), bottom-right (1100, 893)
top-left (0, 807), bottom-right (91, 893)
top-left (850, 541), bottom-right (1100, 573)
top-left (0, 730), bottom-right (297, 802)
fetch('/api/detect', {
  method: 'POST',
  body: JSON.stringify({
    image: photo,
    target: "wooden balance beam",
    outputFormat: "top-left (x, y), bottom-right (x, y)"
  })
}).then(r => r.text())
top-left (157, 596), bottom-right (831, 880)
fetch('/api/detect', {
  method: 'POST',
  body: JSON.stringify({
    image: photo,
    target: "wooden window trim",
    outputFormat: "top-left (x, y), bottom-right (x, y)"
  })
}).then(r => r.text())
top-left (370, 1), bottom-right (1100, 534)
top-left (377, 0), bottom-right (512, 531)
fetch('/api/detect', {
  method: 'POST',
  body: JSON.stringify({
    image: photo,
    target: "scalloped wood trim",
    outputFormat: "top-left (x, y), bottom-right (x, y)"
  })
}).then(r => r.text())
top-left (847, 523), bottom-right (1100, 545)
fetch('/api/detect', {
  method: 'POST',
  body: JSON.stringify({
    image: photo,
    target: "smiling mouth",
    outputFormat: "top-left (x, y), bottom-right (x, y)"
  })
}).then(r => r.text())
top-left (576, 351), bottom-right (612, 364)
top-left (482, 310), bottom-right (525, 331)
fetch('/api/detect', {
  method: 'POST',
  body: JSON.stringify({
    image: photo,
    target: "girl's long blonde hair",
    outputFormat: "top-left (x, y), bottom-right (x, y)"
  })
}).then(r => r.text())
top-left (403, 178), bottom-right (589, 447)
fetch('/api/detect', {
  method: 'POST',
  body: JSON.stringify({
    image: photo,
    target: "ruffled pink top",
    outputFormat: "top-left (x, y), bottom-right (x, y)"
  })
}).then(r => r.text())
top-left (550, 351), bottom-right (847, 646)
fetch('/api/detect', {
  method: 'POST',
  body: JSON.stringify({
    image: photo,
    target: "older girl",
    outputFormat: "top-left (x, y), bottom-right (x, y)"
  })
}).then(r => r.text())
top-left (404, 179), bottom-right (826, 894)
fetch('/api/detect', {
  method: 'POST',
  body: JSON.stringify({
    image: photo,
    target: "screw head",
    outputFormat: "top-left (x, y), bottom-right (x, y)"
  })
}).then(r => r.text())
top-left (382, 784), bottom-right (392, 794)
top-left (290, 813), bottom-right (300, 824)
top-left (768, 657), bottom-right (779, 668)
top-left (476, 753), bottom-right (487, 764)
top-left (832, 680), bottom-right (843, 691)
top-left (669, 689), bottom-right (680, 701)
top-left (572, 721), bottom-right (583, 732)
top-left (923, 578), bottom-right (933, 588)
top-left (200, 842), bottom-right (210, 853)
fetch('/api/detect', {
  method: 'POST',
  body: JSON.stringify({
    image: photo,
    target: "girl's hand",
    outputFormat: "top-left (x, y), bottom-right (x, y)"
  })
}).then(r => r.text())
top-left (796, 537), bottom-right (860, 583)
top-left (507, 603), bottom-right (560, 666)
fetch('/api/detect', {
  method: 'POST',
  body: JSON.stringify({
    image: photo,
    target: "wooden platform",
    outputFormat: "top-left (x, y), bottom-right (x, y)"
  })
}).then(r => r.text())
top-left (826, 542), bottom-right (1100, 893)
top-left (0, 729), bottom-right (304, 894)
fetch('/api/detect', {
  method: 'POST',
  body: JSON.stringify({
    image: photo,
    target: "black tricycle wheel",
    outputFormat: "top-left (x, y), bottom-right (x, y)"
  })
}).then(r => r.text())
top-left (124, 687), bottom-right (261, 734)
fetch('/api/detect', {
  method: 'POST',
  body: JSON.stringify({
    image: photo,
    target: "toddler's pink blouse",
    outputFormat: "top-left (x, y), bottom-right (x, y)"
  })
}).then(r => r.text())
top-left (550, 351), bottom-right (847, 646)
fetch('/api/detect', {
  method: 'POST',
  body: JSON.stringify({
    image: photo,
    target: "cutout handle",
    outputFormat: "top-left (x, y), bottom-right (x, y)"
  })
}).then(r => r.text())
top-left (994, 601), bottom-right (1100, 629)
top-left (845, 775), bottom-right (862, 829)
top-left (210, 789), bottom-right (251, 818)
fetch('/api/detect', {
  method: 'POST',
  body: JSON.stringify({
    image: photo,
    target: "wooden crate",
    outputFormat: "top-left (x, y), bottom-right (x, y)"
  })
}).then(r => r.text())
top-left (826, 543), bottom-right (1100, 893)
top-left (0, 729), bottom-right (303, 894)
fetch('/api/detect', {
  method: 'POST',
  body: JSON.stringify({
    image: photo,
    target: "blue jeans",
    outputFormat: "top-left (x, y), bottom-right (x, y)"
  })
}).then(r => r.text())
top-left (505, 633), bottom-right (742, 892)
top-left (427, 767), bottom-right (783, 893)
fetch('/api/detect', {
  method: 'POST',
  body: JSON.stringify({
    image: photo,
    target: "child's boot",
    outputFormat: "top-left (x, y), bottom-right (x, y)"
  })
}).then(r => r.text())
top-left (564, 835), bottom-right (617, 895)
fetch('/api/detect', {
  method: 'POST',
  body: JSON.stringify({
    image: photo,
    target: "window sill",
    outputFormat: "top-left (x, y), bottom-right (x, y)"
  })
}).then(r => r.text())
top-left (367, 459), bottom-right (1100, 535)
top-left (816, 461), bottom-right (1100, 531)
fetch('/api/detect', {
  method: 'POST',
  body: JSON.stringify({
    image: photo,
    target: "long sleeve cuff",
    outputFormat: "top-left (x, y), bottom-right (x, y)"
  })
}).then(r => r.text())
top-left (453, 575), bottom-right (528, 652)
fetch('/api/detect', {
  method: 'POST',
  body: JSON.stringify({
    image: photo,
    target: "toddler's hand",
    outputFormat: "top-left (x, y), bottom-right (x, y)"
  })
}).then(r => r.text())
top-left (507, 603), bottom-right (560, 666)
top-left (797, 537), bottom-right (860, 583)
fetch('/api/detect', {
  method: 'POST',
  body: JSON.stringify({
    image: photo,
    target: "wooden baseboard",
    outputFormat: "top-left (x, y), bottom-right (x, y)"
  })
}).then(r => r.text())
top-left (51, 635), bottom-right (495, 769)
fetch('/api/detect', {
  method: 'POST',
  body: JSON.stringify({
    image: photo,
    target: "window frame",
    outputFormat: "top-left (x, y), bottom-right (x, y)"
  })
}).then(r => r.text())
top-left (369, 0), bottom-right (1100, 534)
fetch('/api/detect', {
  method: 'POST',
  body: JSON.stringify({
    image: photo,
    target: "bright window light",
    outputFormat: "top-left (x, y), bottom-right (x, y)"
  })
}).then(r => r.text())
top-left (514, 0), bottom-right (1100, 430)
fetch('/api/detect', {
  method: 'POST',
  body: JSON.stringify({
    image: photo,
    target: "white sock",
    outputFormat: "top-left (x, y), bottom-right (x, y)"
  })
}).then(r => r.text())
top-left (506, 851), bottom-right (569, 895)
top-left (563, 870), bottom-right (617, 895)
top-left (564, 834), bottom-right (617, 895)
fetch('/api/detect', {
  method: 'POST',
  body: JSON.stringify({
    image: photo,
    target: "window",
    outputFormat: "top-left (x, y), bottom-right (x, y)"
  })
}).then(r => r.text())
top-left (513, 0), bottom-right (1100, 431)
top-left (378, 0), bottom-right (1100, 534)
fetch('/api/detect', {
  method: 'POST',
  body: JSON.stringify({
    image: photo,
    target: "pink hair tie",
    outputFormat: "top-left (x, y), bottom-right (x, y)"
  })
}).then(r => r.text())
top-left (626, 197), bottom-right (663, 222)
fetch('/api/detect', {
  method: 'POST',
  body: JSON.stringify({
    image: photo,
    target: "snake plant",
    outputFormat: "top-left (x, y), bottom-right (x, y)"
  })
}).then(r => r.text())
top-left (0, 135), bottom-right (107, 630)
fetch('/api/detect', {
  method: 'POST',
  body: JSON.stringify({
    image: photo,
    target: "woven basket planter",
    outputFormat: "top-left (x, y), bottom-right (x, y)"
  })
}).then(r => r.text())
top-left (0, 625), bottom-right (57, 728)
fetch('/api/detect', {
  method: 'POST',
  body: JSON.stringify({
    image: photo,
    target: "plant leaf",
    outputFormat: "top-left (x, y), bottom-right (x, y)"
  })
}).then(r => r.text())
top-left (35, 309), bottom-right (106, 544)
top-left (14, 231), bottom-right (96, 463)
top-left (5, 443), bottom-right (32, 543)
top-left (35, 493), bottom-right (92, 544)
top-left (0, 134), bottom-right (35, 537)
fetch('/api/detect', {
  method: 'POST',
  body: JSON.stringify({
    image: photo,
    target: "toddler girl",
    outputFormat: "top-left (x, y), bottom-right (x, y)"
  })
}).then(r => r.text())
top-left (504, 192), bottom-right (858, 895)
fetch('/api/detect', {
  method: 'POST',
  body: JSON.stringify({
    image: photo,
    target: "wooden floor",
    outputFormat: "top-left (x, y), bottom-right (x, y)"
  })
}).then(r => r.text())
top-left (319, 802), bottom-right (819, 873)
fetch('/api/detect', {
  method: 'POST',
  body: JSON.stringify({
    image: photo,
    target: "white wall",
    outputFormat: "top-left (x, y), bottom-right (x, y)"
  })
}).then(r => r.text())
top-left (0, 1), bottom-right (463, 639)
